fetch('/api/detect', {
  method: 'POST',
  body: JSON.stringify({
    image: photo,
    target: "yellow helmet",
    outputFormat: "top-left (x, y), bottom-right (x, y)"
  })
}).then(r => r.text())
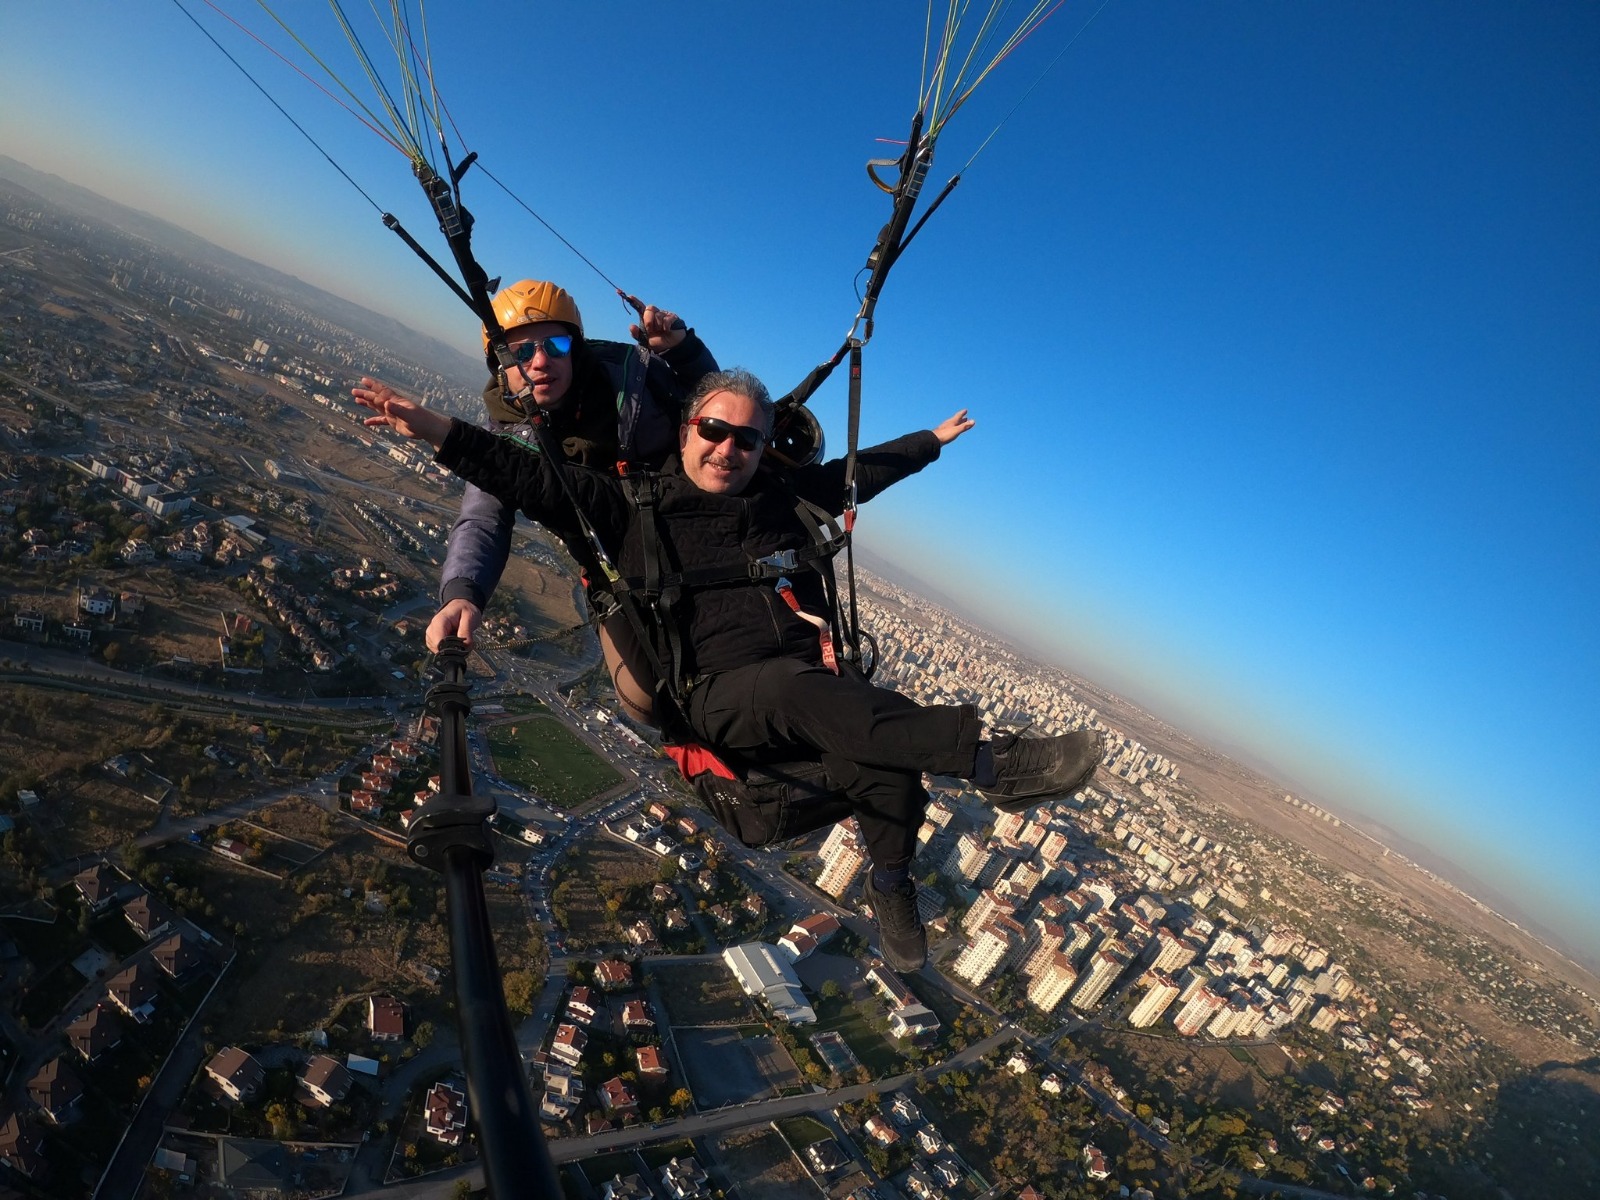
top-left (481, 279), bottom-right (584, 352)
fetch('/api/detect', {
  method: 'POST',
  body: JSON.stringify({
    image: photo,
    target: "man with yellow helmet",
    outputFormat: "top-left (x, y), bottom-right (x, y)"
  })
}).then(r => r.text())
top-left (436, 279), bottom-right (717, 723)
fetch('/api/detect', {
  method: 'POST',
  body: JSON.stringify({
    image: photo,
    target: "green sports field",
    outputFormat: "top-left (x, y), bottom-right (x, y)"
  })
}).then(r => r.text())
top-left (484, 716), bottom-right (622, 807)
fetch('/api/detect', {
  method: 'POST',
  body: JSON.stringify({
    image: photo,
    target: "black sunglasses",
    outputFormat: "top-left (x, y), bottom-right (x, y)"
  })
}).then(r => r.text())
top-left (688, 415), bottom-right (765, 452)
top-left (508, 334), bottom-right (573, 365)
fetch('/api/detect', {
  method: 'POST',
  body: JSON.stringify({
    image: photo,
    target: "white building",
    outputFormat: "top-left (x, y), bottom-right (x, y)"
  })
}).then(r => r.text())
top-left (722, 943), bottom-right (816, 1024)
top-left (816, 821), bottom-right (868, 900)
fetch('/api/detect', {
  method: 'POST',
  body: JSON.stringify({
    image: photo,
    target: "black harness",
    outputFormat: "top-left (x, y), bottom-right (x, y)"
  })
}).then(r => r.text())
top-left (608, 472), bottom-right (853, 735)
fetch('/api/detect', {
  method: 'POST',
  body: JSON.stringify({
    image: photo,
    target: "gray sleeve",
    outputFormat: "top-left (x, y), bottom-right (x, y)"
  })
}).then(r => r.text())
top-left (439, 480), bottom-right (514, 609)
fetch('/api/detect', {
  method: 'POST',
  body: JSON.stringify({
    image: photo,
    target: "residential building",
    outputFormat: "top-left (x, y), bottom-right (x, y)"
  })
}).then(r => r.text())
top-left (551, 1023), bottom-right (588, 1067)
top-left (152, 931), bottom-right (204, 980)
top-left (300, 1055), bottom-right (353, 1108)
top-left (636, 1045), bottom-right (669, 1077)
top-left (952, 918), bottom-right (1020, 987)
top-left (0, 1106), bottom-right (46, 1179)
top-left (73, 862), bottom-right (119, 913)
top-left (368, 994), bottom-right (405, 1041)
top-left (66, 1007), bottom-right (121, 1062)
top-left (206, 1047), bottom-right (265, 1102)
top-left (107, 959), bottom-right (159, 1022)
top-left (1128, 972), bottom-right (1182, 1028)
top-left (122, 891), bottom-right (175, 941)
top-left (1026, 951), bottom-right (1079, 1014)
top-left (600, 1076), bottom-right (638, 1115)
top-left (1173, 985), bottom-right (1226, 1036)
top-left (426, 1079), bottom-right (468, 1145)
top-left (1069, 941), bottom-right (1132, 1012)
top-left (660, 1155), bottom-right (709, 1200)
top-left (28, 1058), bottom-right (84, 1124)
top-left (816, 821), bottom-right (868, 899)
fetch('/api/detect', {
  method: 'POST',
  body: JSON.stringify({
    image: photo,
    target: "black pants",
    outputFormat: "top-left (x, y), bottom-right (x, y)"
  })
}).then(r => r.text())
top-left (685, 658), bottom-right (982, 873)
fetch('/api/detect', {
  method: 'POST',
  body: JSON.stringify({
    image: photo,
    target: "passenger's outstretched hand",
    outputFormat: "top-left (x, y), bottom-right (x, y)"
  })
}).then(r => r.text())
top-left (932, 409), bottom-right (975, 445)
top-left (351, 377), bottom-right (451, 449)
top-left (624, 294), bottom-right (688, 351)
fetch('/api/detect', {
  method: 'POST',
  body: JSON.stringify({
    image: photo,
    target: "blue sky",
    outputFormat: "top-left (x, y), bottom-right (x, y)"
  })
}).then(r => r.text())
top-left (4, 2), bottom-right (1597, 964)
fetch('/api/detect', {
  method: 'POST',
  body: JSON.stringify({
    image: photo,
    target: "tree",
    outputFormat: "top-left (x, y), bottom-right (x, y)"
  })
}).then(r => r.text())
top-left (413, 1020), bottom-right (435, 1049)
top-left (820, 979), bottom-right (843, 1001)
top-left (264, 1101), bottom-right (294, 1140)
top-left (670, 1088), bottom-right (693, 1112)
top-left (502, 970), bottom-right (536, 1016)
top-left (451, 1181), bottom-right (473, 1200)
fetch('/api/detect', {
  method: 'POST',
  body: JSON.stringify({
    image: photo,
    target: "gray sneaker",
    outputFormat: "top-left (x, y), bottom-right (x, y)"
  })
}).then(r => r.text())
top-left (863, 873), bottom-right (927, 973)
top-left (980, 729), bottom-right (1103, 814)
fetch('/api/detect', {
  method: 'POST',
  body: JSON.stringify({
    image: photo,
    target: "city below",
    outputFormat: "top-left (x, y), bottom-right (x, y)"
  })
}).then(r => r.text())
top-left (1, 159), bottom-right (1596, 1200)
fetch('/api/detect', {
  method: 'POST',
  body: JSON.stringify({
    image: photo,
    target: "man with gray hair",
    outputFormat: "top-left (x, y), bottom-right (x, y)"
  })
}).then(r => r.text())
top-left (354, 370), bottom-right (1102, 971)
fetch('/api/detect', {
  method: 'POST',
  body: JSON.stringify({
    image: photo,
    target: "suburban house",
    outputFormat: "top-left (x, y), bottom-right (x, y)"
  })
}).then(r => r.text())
top-left (566, 987), bottom-right (599, 1024)
top-left (425, 1080), bottom-right (468, 1146)
top-left (27, 1058), bottom-right (84, 1124)
top-left (635, 1045), bottom-right (668, 1077)
top-left (122, 891), bottom-right (176, 941)
top-left (206, 1047), bottom-right (265, 1102)
top-left (65, 1007), bottom-right (121, 1062)
top-left (299, 1055), bottom-right (353, 1108)
top-left (0, 1106), bottom-right (46, 1179)
top-left (152, 931), bottom-right (204, 980)
top-left (659, 1155), bottom-right (710, 1199)
top-left (890, 1094), bottom-right (923, 1126)
top-left (368, 995), bottom-right (406, 1041)
top-left (106, 959), bottom-right (160, 1023)
top-left (621, 1000), bottom-right (654, 1036)
top-left (863, 1115), bottom-right (899, 1146)
top-left (600, 1172), bottom-right (652, 1200)
top-left (599, 1076), bottom-right (638, 1116)
top-left (73, 862), bottom-right (120, 913)
top-left (550, 1024), bottom-right (587, 1067)
top-left (806, 1139), bottom-right (847, 1174)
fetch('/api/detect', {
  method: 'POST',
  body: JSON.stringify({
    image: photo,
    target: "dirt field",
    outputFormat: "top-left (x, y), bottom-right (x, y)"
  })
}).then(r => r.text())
top-left (707, 1125), bottom-right (815, 1200)
top-left (1074, 1026), bottom-right (1284, 1112)
top-left (650, 961), bottom-right (754, 1026)
top-left (0, 684), bottom-right (164, 787)
top-left (156, 829), bottom-right (532, 1043)
top-left (550, 833), bottom-right (660, 950)
top-left (675, 1027), bottom-right (800, 1106)
top-left (250, 795), bottom-right (343, 848)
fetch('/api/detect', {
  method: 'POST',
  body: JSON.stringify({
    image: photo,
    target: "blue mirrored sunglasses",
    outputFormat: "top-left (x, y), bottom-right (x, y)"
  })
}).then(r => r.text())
top-left (509, 334), bottom-right (573, 365)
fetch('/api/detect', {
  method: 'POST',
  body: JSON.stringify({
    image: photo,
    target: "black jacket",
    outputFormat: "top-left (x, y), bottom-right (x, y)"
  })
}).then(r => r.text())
top-left (436, 420), bottom-right (942, 677)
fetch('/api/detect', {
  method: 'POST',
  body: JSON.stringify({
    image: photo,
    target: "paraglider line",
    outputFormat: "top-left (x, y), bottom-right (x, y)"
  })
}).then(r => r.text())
top-left (961, 0), bottom-right (1118, 172)
top-left (183, 0), bottom-right (410, 156)
top-left (472, 160), bottom-right (631, 298)
top-left (170, 0), bottom-right (389, 211)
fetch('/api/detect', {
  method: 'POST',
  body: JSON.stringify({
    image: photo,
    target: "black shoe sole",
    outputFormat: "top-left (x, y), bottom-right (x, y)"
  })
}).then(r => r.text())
top-left (864, 877), bottom-right (927, 973)
top-left (984, 759), bottom-right (1099, 815)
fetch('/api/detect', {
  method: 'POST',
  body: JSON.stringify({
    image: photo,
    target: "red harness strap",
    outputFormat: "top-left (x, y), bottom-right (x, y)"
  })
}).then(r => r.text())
top-left (663, 742), bottom-right (738, 781)
top-left (774, 577), bottom-right (839, 674)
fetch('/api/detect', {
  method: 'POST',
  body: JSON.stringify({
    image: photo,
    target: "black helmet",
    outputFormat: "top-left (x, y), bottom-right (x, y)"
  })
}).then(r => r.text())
top-left (766, 400), bottom-right (825, 469)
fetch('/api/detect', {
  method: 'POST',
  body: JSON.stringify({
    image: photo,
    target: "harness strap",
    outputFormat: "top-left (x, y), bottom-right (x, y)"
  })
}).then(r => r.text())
top-left (613, 342), bottom-right (651, 469)
top-left (775, 577), bottom-right (839, 674)
top-left (662, 743), bottom-right (738, 781)
top-left (841, 341), bottom-right (865, 667)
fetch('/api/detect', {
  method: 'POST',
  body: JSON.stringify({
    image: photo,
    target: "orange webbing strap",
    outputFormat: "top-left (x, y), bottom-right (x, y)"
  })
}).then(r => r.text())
top-left (775, 577), bottom-right (839, 674)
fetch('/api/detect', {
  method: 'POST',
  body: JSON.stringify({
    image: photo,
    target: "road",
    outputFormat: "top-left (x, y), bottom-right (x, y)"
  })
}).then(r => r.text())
top-left (0, 642), bottom-right (395, 717)
top-left (19, 626), bottom-right (1353, 1200)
